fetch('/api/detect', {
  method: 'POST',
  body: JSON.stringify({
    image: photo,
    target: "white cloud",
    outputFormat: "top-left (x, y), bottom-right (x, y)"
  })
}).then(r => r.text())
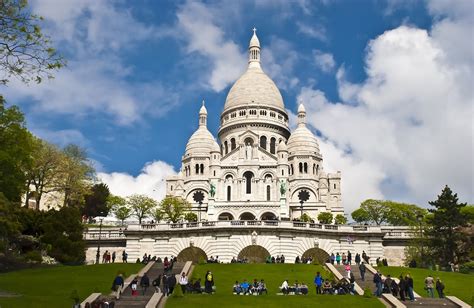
top-left (262, 37), bottom-right (300, 90)
top-left (313, 50), bottom-right (335, 73)
top-left (297, 9), bottom-right (474, 212)
top-left (296, 22), bottom-right (327, 41)
top-left (31, 128), bottom-right (88, 148)
top-left (98, 161), bottom-right (177, 201)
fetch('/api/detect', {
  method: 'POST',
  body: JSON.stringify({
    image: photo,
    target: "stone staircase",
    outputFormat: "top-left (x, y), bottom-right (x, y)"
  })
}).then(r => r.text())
top-left (334, 264), bottom-right (372, 291)
top-left (404, 297), bottom-right (458, 308)
top-left (114, 262), bottom-right (186, 308)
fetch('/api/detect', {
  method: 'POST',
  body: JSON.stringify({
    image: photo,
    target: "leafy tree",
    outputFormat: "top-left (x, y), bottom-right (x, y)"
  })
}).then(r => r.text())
top-left (317, 212), bottom-right (333, 224)
top-left (0, 193), bottom-right (21, 252)
top-left (184, 212), bottom-right (197, 222)
top-left (359, 199), bottom-right (388, 225)
top-left (460, 205), bottom-right (474, 224)
top-left (0, 0), bottom-right (64, 85)
top-left (114, 205), bottom-right (132, 226)
top-left (127, 194), bottom-right (157, 224)
top-left (352, 208), bottom-right (370, 224)
top-left (107, 195), bottom-right (126, 209)
top-left (384, 201), bottom-right (427, 226)
top-left (41, 206), bottom-right (85, 264)
top-left (83, 183), bottom-right (110, 218)
top-left (25, 138), bottom-right (63, 209)
top-left (151, 207), bottom-right (164, 223)
top-left (300, 213), bottom-right (311, 222)
top-left (0, 97), bottom-right (33, 202)
top-left (160, 196), bottom-right (191, 223)
top-left (334, 214), bottom-right (348, 225)
top-left (426, 185), bottom-right (470, 266)
top-left (58, 144), bottom-right (95, 207)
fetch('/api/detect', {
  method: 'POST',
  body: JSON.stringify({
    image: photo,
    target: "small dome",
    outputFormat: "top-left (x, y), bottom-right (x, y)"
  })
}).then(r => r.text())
top-left (211, 141), bottom-right (221, 153)
top-left (249, 28), bottom-right (260, 48)
top-left (297, 103), bottom-right (306, 113)
top-left (184, 127), bottom-right (218, 157)
top-left (277, 140), bottom-right (288, 152)
top-left (287, 126), bottom-right (320, 156)
top-left (199, 104), bottom-right (207, 115)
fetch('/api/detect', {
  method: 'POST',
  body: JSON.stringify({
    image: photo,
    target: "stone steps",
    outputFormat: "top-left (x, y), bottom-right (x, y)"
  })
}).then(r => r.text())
top-left (404, 297), bottom-right (458, 307)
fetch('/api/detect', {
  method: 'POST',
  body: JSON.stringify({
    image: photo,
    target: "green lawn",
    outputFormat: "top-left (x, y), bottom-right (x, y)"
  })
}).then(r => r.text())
top-left (166, 264), bottom-right (383, 308)
top-left (376, 266), bottom-right (474, 305)
top-left (0, 263), bottom-right (143, 308)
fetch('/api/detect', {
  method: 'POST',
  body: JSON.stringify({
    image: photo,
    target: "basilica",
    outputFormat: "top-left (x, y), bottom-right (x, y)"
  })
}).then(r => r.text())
top-left (166, 30), bottom-right (344, 222)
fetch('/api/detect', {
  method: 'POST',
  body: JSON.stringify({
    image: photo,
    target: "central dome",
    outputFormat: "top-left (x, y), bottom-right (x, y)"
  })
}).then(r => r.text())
top-left (223, 66), bottom-right (285, 112)
top-left (223, 29), bottom-right (285, 113)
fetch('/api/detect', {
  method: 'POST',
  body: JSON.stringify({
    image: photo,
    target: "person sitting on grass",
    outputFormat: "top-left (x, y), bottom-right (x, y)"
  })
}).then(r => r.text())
top-left (280, 279), bottom-right (289, 295)
top-left (300, 282), bottom-right (309, 295)
top-left (233, 281), bottom-right (242, 295)
top-left (186, 279), bottom-right (195, 293)
top-left (322, 280), bottom-right (333, 294)
top-left (240, 279), bottom-right (250, 295)
top-left (251, 279), bottom-right (259, 294)
top-left (192, 278), bottom-right (202, 293)
top-left (258, 279), bottom-right (268, 295)
top-left (292, 280), bottom-right (301, 294)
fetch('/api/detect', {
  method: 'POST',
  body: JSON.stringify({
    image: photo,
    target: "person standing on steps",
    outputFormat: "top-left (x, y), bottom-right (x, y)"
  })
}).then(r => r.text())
top-left (355, 253), bottom-right (361, 266)
top-left (152, 274), bottom-right (161, 293)
top-left (398, 275), bottom-right (406, 301)
top-left (342, 252), bottom-right (347, 264)
top-left (330, 253), bottom-right (335, 265)
top-left (424, 274), bottom-right (435, 298)
top-left (359, 261), bottom-right (366, 281)
top-left (111, 273), bottom-right (124, 300)
top-left (347, 251), bottom-right (352, 265)
top-left (345, 263), bottom-right (351, 278)
top-left (405, 274), bottom-right (415, 301)
top-left (140, 272), bottom-right (150, 296)
top-left (435, 277), bottom-right (445, 298)
top-left (162, 274), bottom-right (169, 296)
top-left (167, 273), bottom-right (177, 296)
top-left (336, 252), bottom-right (341, 265)
top-left (314, 272), bottom-right (323, 294)
top-left (373, 271), bottom-right (382, 297)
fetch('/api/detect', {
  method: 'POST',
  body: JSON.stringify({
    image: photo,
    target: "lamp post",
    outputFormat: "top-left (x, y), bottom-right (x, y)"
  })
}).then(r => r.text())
top-left (298, 190), bottom-right (310, 220)
top-left (193, 191), bottom-right (204, 222)
top-left (95, 217), bottom-right (104, 264)
top-left (416, 213), bottom-right (424, 268)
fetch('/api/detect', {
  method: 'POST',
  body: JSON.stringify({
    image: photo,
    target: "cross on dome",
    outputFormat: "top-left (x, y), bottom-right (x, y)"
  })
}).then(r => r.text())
top-left (252, 27), bottom-right (257, 34)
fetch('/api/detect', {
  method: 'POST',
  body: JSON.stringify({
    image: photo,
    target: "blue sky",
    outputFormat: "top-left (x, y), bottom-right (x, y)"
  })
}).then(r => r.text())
top-left (4, 0), bottom-right (473, 212)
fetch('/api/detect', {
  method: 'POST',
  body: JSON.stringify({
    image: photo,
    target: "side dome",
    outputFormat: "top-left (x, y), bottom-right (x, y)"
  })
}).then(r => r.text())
top-left (287, 126), bottom-right (320, 155)
top-left (184, 127), bottom-right (218, 157)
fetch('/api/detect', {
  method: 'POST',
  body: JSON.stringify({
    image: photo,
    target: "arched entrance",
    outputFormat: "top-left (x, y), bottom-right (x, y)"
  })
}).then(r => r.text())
top-left (218, 212), bottom-right (234, 220)
top-left (261, 212), bottom-right (277, 220)
top-left (302, 248), bottom-right (330, 264)
top-left (239, 212), bottom-right (256, 220)
top-left (237, 245), bottom-right (270, 263)
top-left (177, 247), bottom-right (207, 264)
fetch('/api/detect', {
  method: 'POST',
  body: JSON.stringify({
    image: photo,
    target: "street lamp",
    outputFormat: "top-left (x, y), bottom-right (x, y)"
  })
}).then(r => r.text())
top-left (416, 213), bottom-right (424, 268)
top-left (298, 190), bottom-right (310, 220)
top-left (95, 217), bottom-right (104, 264)
top-left (193, 191), bottom-right (204, 222)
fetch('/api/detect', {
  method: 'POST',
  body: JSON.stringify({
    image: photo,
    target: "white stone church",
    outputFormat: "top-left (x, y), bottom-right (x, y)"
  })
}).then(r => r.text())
top-left (166, 30), bottom-right (344, 222)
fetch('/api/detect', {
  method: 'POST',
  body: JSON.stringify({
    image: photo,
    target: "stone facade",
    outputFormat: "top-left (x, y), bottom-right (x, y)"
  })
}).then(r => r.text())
top-left (166, 30), bottom-right (343, 222)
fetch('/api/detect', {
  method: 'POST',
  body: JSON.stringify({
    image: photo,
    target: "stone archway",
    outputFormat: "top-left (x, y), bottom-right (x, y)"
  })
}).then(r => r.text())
top-left (237, 245), bottom-right (270, 263)
top-left (240, 212), bottom-right (256, 220)
top-left (302, 247), bottom-right (330, 264)
top-left (177, 247), bottom-right (207, 264)
top-left (218, 212), bottom-right (234, 220)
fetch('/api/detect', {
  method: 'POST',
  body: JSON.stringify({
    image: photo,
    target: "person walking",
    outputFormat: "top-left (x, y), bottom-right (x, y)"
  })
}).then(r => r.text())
top-left (435, 277), bottom-right (445, 298)
top-left (179, 272), bottom-right (188, 293)
top-left (112, 251), bottom-right (116, 263)
top-left (345, 263), bottom-right (351, 278)
top-left (342, 252), bottom-right (347, 264)
top-left (140, 273), bottom-right (150, 296)
top-left (336, 253), bottom-right (341, 265)
top-left (162, 274), bottom-right (169, 296)
top-left (204, 270), bottom-right (214, 294)
top-left (359, 261), bottom-right (366, 281)
top-left (167, 273), bottom-right (177, 296)
top-left (152, 274), bottom-right (161, 293)
top-left (111, 274), bottom-right (124, 300)
top-left (122, 250), bottom-right (128, 263)
top-left (373, 271), bottom-right (383, 297)
top-left (355, 253), bottom-right (361, 266)
top-left (425, 275), bottom-right (434, 298)
top-left (398, 275), bottom-right (406, 301)
top-left (405, 274), bottom-right (415, 301)
top-left (130, 277), bottom-right (139, 296)
top-left (347, 251), bottom-right (352, 265)
top-left (314, 272), bottom-right (323, 294)
top-left (330, 253), bottom-right (335, 265)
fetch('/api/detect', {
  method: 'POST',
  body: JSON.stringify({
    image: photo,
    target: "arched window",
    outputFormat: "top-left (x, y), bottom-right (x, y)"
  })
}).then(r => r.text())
top-left (231, 138), bottom-right (236, 150)
top-left (224, 141), bottom-right (229, 154)
top-left (243, 171), bottom-right (254, 194)
top-left (213, 170), bottom-right (216, 176)
top-left (290, 164), bottom-right (294, 175)
top-left (304, 162), bottom-right (308, 174)
top-left (225, 174), bottom-right (233, 182)
top-left (265, 174), bottom-right (272, 183)
top-left (282, 169), bottom-right (284, 176)
top-left (260, 136), bottom-right (267, 150)
top-left (313, 164), bottom-right (316, 174)
top-left (195, 164), bottom-right (199, 174)
top-left (316, 165), bottom-right (319, 175)
top-left (270, 137), bottom-right (276, 154)
top-left (227, 186), bottom-right (231, 201)
top-left (299, 162), bottom-right (303, 173)
top-left (244, 137), bottom-right (254, 146)
top-left (334, 183), bottom-right (336, 189)
top-left (266, 185), bottom-right (271, 201)
top-left (200, 164), bottom-right (204, 174)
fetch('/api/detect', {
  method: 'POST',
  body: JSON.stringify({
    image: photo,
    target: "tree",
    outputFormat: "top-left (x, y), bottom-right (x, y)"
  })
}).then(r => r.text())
top-left (359, 199), bottom-right (388, 225)
top-left (151, 207), bottom-right (164, 223)
top-left (300, 213), bottom-right (311, 222)
top-left (426, 185), bottom-right (470, 266)
top-left (352, 208), bottom-right (370, 224)
top-left (0, 97), bottom-right (33, 202)
top-left (352, 199), bottom-right (427, 226)
top-left (334, 214), bottom-right (348, 225)
top-left (184, 212), bottom-right (197, 222)
top-left (0, 193), bottom-right (21, 252)
top-left (127, 194), bottom-right (157, 224)
top-left (114, 206), bottom-right (132, 226)
top-left (58, 144), bottom-right (95, 207)
top-left (317, 212), bottom-right (333, 224)
top-left (41, 206), bottom-right (85, 264)
top-left (25, 138), bottom-right (63, 209)
top-left (0, 0), bottom-right (64, 85)
top-left (160, 196), bottom-right (191, 223)
top-left (83, 183), bottom-right (110, 218)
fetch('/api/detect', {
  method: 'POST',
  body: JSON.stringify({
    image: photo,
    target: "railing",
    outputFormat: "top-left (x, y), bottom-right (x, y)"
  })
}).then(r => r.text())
top-left (83, 229), bottom-right (126, 240)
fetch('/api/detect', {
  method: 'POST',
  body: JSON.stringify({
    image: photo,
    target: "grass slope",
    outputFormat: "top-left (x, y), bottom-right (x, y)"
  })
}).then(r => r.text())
top-left (0, 263), bottom-right (143, 308)
top-left (166, 263), bottom-right (383, 308)
top-left (376, 266), bottom-right (474, 305)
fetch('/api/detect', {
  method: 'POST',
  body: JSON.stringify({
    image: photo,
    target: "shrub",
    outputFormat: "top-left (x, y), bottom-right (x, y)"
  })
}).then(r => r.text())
top-left (198, 256), bottom-right (206, 265)
top-left (363, 287), bottom-right (373, 298)
top-left (23, 250), bottom-right (42, 263)
top-left (459, 261), bottom-right (474, 274)
top-left (172, 284), bottom-right (184, 297)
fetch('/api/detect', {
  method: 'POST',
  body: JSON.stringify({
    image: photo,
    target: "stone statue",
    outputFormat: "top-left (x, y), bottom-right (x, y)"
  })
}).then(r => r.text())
top-left (210, 183), bottom-right (216, 198)
top-left (280, 180), bottom-right (286, 196)
top-left (245, 143), bottom-right (252, 160)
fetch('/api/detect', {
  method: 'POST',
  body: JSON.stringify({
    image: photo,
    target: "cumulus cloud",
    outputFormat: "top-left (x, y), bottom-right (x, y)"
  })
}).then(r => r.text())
top-left (298, 15), bottom-right (473, 212)
top-left (296, 21), bottom-right (327, 41)
top-left (98, 161), bottom-right (177, 201)
top-left (313, 50), bottom-right (335, 73)
top-left (262, 37), bottom-right (300, 90)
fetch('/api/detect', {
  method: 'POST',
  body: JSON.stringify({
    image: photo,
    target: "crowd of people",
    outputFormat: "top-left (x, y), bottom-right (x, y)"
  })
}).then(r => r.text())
top-left (98, 250), bottom-right (128, 263)
top-left (265, 254), bottom-right (286, 263)
top-left (328, 250), bottom-right (371, 265)
top-left (233, 279), bottom-right (268, 295)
